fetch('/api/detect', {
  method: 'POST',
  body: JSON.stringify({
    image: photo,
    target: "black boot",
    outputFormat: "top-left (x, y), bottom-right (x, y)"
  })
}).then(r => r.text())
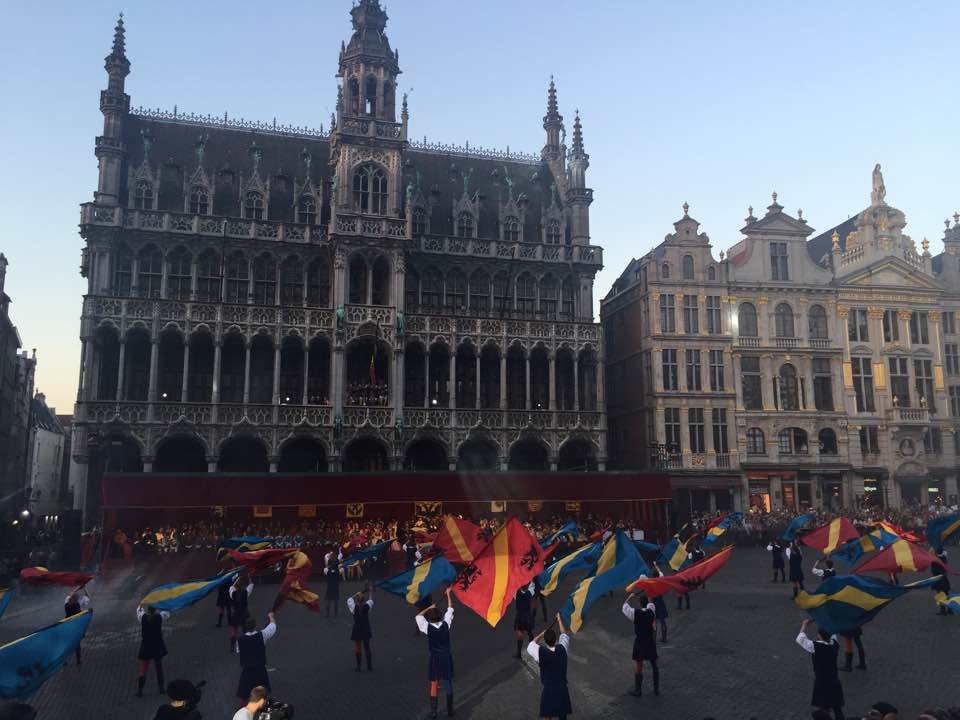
top-left (513, 638), bottom-right (522, 659)
top-left (366, 650), bottom-right (373, 672)
top-left (856, 649), bottom-right (866, 670)
top-left (840, 652), bottom-right (853, 671)
top-left (446, 694), bottom-right (455, 717)
top-left (156, 666), bottom-right (165, 695)
top-left (230, 636), bottom-right (236, 654)
top-left (631, 674), bottom-right (642, 697)
top-left (136, 676), bottom-right (145, 698)
top-left (216, 613), bottom-right (223, 628)
top-left (792, 586), bottom-right (798, 599)
top-left (653, 666), bottom-right (660, 696)
top-left (355, 652), bottom-right (362, 672)
top-left (429, 696), bottom-right (438, 719)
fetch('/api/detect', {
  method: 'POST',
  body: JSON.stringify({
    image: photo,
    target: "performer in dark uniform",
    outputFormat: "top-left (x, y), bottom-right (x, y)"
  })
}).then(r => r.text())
top-left (838, 627), bottom-right (866, 671)
top-left (216, 579), bottom-right (230, 628)
top-left (812, 558), bottom-right (836, 581)
top-left (676, 543), bottom-right (705, 610)
top-left (403, 537), bottom-right (420, 570)
top-left (527, 613), bottom-right (572, 720)
top-left (136, 606), bottom-right (169, 697)
top-left (531, 576), bottom-right (549, 628)
top-left (623, 592), bottom-right (659, 697)
top-left (323, 551), bottom-right (342, 618)
top-left (236, 611), bottom-right (277, 702)
top-left (767, 539), bottom-right (786, 582)
top-left (796, 619), bottom-right (844, 720)
top-left (348, 586), bottom-right (374, 672)
top-left (416, 587), bottom-right (456, 719)
top-left (932, 549), bottom-right (951, 615)
top-left (64, 585), bottom-right (90, 665)
top-left (651, 565), bottom-right (669, 643)
top-left (228, 575), bottom-right (254, 653)
top-left (787, 540), bottom-right (805, 598)
top-left (513, 581), bottom-right (535, 658)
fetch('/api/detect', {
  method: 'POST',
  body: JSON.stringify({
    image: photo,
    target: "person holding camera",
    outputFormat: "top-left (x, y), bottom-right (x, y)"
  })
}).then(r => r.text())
top-left (152, 679), bottom-right (202, 720)
top-left (231, 686), bottom-right (267, 720)
top-left (347, 585), bottom-right (374, 672)
top-left (415, 586), bottom-right (456, 719)
top-left (236, 611), bottom-right (277, 703)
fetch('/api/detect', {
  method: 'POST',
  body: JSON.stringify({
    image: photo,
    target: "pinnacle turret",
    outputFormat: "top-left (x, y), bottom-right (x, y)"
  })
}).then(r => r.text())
top-left (542, 76), bottom-right (564, 160)
top-left (571, 111), bottom-right (586, 159)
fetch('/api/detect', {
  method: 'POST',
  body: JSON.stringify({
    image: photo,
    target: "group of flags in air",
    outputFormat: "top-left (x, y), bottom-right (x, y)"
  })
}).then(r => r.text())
top-left (0, 510), bottom-right (958, 700)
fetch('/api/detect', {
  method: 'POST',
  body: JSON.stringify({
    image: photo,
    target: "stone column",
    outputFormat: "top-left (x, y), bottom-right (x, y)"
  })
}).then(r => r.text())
top-left (302, 344), bottom-right (310, 405)
top-left (525, 354), bottom-right (531, 410)
top-left (499, 354), bottom-right (507, 410)
top-left (475, 354), bottom-right (481, 409)
top-left (548, 354), bottom-right (556, 411)
top-left (596, 354), bottom-right (606, 413)
top-left (190, 255), bottom-right (199, 301)
top-left (394, 348), bottom-right (404, 412)
top-left (243, 342), bottom-right (251, 404)
top-left (160, 256), bottom-right (169, 299)
top-left (448, 351), bottom-right (456, 409)
top-left (332, 347), bottom-right (344, 415)
top-left (147, 338), bottom-right (159, 402)
top-left (573, 357), bottom-right (580, 411)
top-left (116, 339), bottom-right (126, 401)
top-left (180, 339), bottom-right (190, 403)
top-left (272, 345), bottom-right (282, 405)
top-left (78, 339), bottom-right (91, 401)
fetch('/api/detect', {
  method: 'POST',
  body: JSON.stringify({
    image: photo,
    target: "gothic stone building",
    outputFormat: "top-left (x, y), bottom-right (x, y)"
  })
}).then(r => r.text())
top-left (71, 3), bottom-right (606, 521)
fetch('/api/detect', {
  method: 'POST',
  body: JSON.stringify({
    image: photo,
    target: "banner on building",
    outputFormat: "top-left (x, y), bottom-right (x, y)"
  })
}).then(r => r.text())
top-left (490, 501), bottom-right (507, 514)
top-left (527, 501), bottom-right (543, 513)
top-left (297, 505), bottom-right (317, 518)
top-left (346, 503), bottom-right (365, 519)
top-left (211, 506), bottom-right (225, 518)
top-left (565, 501), bottom-right (582, 512)
top-left (414, 501), bottom-right (442, 517)
top-left (253, 506), bottom-right (273, 518)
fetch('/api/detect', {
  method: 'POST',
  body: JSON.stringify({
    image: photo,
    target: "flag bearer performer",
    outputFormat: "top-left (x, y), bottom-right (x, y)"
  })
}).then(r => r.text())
top-left (228, 575), bottom-right (255, 653)
top-left (136, 605), bottom-right (169, 698)
top-left (527, 613), bottom-right (573, 720)
top-left (795, 619), bottom-right (845, 720)
top-left (64, 585), bottom-right (90, 665)
top-left (416, 587), bottom-right (456, 719)
top-left (347, 585), bottom-right (374, 672)
top-left (623, 592), bottom-right (660, 697)
top-left (513, 581), bottom-right (536, 658)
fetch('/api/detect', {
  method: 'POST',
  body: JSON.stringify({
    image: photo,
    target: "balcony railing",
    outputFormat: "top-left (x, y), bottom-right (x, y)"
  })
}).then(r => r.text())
top-left (413, 234), bottom-right (603, 267)
top-left (404, 314), bottom-right (601, 345)
top-left (886, 407), bottom-right (930, 424)
top-left (736, 337), bottom-right (760, 348)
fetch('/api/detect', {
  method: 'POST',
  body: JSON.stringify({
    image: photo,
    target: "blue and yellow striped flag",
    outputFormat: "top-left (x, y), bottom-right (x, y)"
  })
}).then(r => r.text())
top-left (540, 521), bottom-right (580, 549)
top-left (378, 556), bottom-right (458, 605)
top-left (832, 526), bottom-right (899, 566)
top-left (935, 591), bottom-right (959, 614)
top-left (796, 574), bottom-right (941, 634)
top-left (559, 530), bottom-right (649, 633)
top-left (140, 569), bottom-right (241, 613)
top-left (536, 541), bottom-right (604, 596)
top-left (343, 539), bottom-right (393, 568)
top-left (658, 533), bottom-right (692, 571)
top-left (0, 588), bottom-right (11, 620)
top-left (926, 513), bottom-right (960, 552)
top-left (781, 513), bottom-right (815, 541)
top-left (217, 536), bottom-right (273, 561)
top-left (0, 609), bottom-right (92, 699)
top-left (703, 512), bottom-right (743, 547)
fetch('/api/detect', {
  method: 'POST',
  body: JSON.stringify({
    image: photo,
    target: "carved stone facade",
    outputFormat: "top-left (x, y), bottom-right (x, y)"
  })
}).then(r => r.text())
top-left (604, 174), bottom-right (960, 515)
top-left (70, 3), bottom-right (606, 522)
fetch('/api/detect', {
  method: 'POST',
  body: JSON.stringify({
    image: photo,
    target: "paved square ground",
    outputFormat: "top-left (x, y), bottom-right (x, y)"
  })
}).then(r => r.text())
top-left (2, 546), bottom-right (956, 719)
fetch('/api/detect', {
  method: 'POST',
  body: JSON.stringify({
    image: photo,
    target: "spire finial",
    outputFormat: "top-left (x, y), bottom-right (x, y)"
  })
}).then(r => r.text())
top-left (682, 201), bottom-right (689, 217)
top-left (772, 191), bottom-right (778, 204)
top-left (797, 208), bottom-right (803, 221)
top-left (111, 12), bottom-right (126, 58)
top-left (745, 205), bottom-right (755, 223)
top-left (401, 92), bottom-right (409, 120)
top-left (571, 110), bottom-right (584, 156)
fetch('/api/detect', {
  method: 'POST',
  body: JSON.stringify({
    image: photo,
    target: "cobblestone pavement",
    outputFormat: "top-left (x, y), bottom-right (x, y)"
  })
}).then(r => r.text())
top-left (1, 546), bottom-right (956, 720)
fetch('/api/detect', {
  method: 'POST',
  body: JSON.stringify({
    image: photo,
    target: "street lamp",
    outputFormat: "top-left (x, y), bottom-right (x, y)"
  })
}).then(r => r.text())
top-left (20, 509), bottom-right (30, 519)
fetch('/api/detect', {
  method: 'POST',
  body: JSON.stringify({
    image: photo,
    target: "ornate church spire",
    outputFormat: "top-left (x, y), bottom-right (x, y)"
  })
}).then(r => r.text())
top-left (95, 12), bottom-right (131, 206)
top-left (542, 76), bottom-right (563, 160)
top-left (105, 12), bottom-right (130, 83)
top-left (337, 0), bottom-right (400, 123)
top-left (571, 111), bottom-right (586, 159)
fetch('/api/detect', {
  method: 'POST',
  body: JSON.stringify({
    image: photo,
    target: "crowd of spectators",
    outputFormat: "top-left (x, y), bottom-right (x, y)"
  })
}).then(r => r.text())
top-left (346, 381), bottom-right (389, 406)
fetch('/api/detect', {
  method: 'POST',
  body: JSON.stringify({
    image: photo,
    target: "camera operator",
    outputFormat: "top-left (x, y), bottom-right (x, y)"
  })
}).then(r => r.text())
top-left (231, 686), bottom-right (266, 720)
top-left (152, 679), bottom-right (202, 720)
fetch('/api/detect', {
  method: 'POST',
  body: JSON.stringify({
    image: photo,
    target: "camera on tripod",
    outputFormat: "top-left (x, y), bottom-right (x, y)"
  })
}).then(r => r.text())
top-left (259, 699), bottom-right (295, 720)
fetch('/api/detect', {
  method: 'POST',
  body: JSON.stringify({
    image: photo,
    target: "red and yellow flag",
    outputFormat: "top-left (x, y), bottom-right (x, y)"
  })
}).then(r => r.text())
top-left (275, 550), bottom-right (321, 612)
top-left (853, 539), bottom-right (950, 576)
top-left (627, 546), bottom-right (735, 598)
top-left (433, 515), bottom-right (489, 564)
top-left (226, 547), bottom-right (298, 573)
top-left (452, 517), bottom-right (548, 627)
top-left (800, 518), bottom-right (859, 555)
top-left (20, 567), bottom-right (94, 588)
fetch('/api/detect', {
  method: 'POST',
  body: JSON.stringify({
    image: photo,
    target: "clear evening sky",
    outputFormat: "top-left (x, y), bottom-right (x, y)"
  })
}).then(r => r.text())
top-left (2, 1), bottom-right (958, 412)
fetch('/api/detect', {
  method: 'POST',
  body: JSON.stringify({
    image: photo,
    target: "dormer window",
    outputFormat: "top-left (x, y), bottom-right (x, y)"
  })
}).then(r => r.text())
top-left (661, 263), bottom-right (671, 279)
top-left (298, 195), bottom-right (317, 225)
top-left (133, 180), bottom-right (154, 210)
top-left (682, 255), bottom-right (695, 280)
top-left (770, 242), bottom-right (789, 280)
top-left (546, 220), bottom-right (561, 245)
top-left (457, 212), bottom-right (474, 238)
top-left (245, 191), bottom-right (264, 220)
top-left (353, 165), bottom-right (387, 215)
top-left (707, 265), bottom-right (716, 281)
top-left (504, 217), bottom-right (520, 243)
top-left (189, 185), bottom-right (209, 215)
top-left (413, 208), bottom-right (428, 236)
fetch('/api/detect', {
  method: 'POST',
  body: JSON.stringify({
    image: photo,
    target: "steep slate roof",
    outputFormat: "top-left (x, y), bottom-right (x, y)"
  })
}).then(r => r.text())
top-left (31, 398), bottom-right (64, 435)
top-left (807, 215), bottom-right (858, 267)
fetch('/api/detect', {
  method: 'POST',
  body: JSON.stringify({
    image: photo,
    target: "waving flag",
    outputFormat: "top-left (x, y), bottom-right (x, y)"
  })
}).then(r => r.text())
top-left (560, 531), bottom-right (649, 633)
top-left (927, 513), bottom-right (960, 552)
top-left (0, 588), bottom-right (11, 620)
top-left (796, 574), bottom-right (941, 634)
top-left (274, 550), bottom-right (320, 612)
top-left (800, 518), bottom-right (859, 555)
top-left (217, 536), bottom-right (273, 561)
top-left (378, 556), bottom-right (458, 605)
top-left (139, 570), bottom-right (241, 613)
top-left (627, 545), bottom-right (734, 597)
top-left (781, 513), bottom-right (815, 541)
top-left (703, 512), bottom-right (743, 547)
top-left (658, 526), bottom-right (699, 571)
top-left (434, 515), bottom-right (489, 565)
top-left (0, 609), bottom-right (92, 699)
top-left (853, 539), bottom-right (949, 576)
top-left (537, 541), bottom-right (604, 596)
top-left (343, 539), bottom-right (393, 568)
top-left (832, 526), bottom-right (899, 566)
top-left (934, 591), bottom-right (959, 613)
top-left (19, 568), bottom-right (94, 588)
top-left (452, 517), bottom-right (547, 627)
top-left (541, 521), bottom-right (579, 549)
top-left (226, 547), bottom-right (297, 573)
top-left (634, 540), bottom-right (662, 554)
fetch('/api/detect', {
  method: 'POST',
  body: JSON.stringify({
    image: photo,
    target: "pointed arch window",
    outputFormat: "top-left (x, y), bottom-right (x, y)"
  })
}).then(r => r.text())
top-left (244, 191), bottom-right (264, 220)
top-left (469, 270), bottom-right (489, 315)
top-left (447, 270), bottom-right (466, 312)
top-left (494, 273), bottom-right (512, 314)
top-left (167, 248), bottom-right (192, 300)
top-left (133, 180), bottom-right (154, 210)
top-left (225, 253), bottom-right (249, 304)
top-left (504, 217), bottom-right (520, 243)
top-left (281, 256), bottom-right (303, 305)
top-left (682, 255), bottom-right (695, 280)
top-left (405, 267), bottom-right (420, 310)
top-left (348, 78), bottom-right (361, 115)
top-left (517, 273), bottom-right (536, 317)
top-left (298, 195), bottom-right (317, 225)
top-left (539, 275), bottom-right (558, 318)
top-left (189, 185), bottom-right (209, 215)
top-left (561, 277), bottom-right (576, 320)
top-left (137, 246), bottom-right (163, 298)
top-left (413, 207), bottom-right (428, 236)
top-left (253, 254), bottom-right (277, 305)
top-left (307, 257), bottom-right (330, 307)
top-left (113, 244), bottom-right (133, 296)
top-left (353, 165), bottom-right (387, 215)
top-left (422, 268), bottom-right (444, 310)
top-left (546, 220), bottom-right (561, 245)
top-left (457, 212), bottom-right (474, 238)
top-left (196, 250), bottom-right (221, 302)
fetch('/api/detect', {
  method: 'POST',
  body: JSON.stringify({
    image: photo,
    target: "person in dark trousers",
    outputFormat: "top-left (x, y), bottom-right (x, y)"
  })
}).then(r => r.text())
top-left (236, 611), bottom-right (277, 703)
top-left (403, 537), bottom-right (420, 570)
top-left (623, 591), bottom-right (659, 697)
top-left (796, 619), bottom-right (845, 720)
top-left (136, 606), bottom-right (169, 697)
top-left (530, 576), bottom-right (549, 628)
top-left (767, 539), bottom-right (786, 582)
top-left (527, 613), bottom-right (572, 720)
top-left (216, 578), bottom-right (231, 627)
top-left (513, 581), bottom-right (535, 658)
top-left (323, 551), bottom-right (342, 618)
top-left (838, 627), bottom-right (866, 671)
top-left (416, 587), bottom-right (456, 718)
top-left (228, 575), bottom-right (254, 653)
top-left (348, 586), bottom-right (374, 672)
top-left (932, 549), bottom-right (951, 615)
top-left (651, 565), bottom-right (669, 643)
top-left (787, 540), bottom-right (806, 598)
top-left (64, 585), bottom-right (90, 665)
top-left (676, 543), bottom-right (705, 610)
